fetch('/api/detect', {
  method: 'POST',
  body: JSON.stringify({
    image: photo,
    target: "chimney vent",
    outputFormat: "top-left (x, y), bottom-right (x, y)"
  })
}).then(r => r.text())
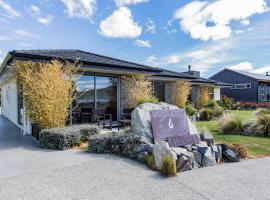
top-left (188, 65), bottom-right (191, 72)
top-left (266, 72), bottom-right (269, 76)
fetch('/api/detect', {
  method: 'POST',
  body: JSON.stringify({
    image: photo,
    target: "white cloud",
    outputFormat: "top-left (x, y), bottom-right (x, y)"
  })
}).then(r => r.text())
top-left (228, 62), bottom-right (253, 71)
top-left (241, 19), bottom-right (250, 26)
top-left (145, 55), bottom-right (159, 66)
top-left (0, 0), bottom-right (20, 18)
top-left (37, 15), bottom-right (54, 26)
top-left (28, 5), bottom-right (41, 16)
top-left (0, 35), bottom-right (11, 41)
top-left (99, 7), bottom-right (142, 38)
top-left (114, 0), bottom-right (149, 7)
top-left (145, 18), bottom-right (155, 34)
top-left (228, 62), bottom-right (270, 75)
top-left (28, 5), bottom-right (54, 26)
top-left (61, 0), bottom-right (96, 20)
top-left (174, 0), bottom-right (269, 41)
top-left (252, 66), bottom-right (270, 74)
top-left (145, 41), bottom-right (233, 74)
top-left (135, 39), bottom-right (151, 48)
top-left (14, 29), bottom-right (39, 39)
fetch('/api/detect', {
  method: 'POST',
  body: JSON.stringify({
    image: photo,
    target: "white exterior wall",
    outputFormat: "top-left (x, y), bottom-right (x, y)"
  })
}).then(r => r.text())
top-left (1, 79), bottom-right (20, 127)
top-left (1, 78), bottom-right (32, 134)
top-left (214, 87), bottom-right (221, 101)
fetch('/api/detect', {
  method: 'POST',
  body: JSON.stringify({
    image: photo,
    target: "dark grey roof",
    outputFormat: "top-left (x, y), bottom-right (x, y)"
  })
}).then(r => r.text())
top-left (229, 69), bottom-right (270, 81)
top-left (9, 49), bottom-right (162, 73)
top-left (0, 49), bottom-right (229, 86)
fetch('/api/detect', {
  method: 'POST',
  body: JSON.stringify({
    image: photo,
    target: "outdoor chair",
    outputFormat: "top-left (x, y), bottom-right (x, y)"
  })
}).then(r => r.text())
top-left (118, 108), bottom-right (134, 131)
top-left (93, 109), bottom-right (112, 129)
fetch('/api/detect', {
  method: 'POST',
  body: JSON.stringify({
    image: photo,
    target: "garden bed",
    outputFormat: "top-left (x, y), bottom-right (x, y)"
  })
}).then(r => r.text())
top-left (196, 110), bottom-right (270, 157)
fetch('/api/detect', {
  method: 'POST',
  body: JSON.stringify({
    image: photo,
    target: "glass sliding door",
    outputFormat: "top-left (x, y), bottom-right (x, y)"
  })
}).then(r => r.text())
top-left (75, 75), bottom-right (95, 123)
top-left (73, 75), bottom-right (118, 124)
top-left (96, 76), bottom-right (117, 121)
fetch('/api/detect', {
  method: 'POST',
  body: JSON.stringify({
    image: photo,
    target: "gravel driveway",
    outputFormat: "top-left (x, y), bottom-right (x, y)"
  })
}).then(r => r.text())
top-left (1, 116), bottom-right (270, 200)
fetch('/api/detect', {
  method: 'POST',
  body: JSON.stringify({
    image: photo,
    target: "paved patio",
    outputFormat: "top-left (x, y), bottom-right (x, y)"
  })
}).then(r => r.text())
top-left (0, 115), bottom-right (270, 200)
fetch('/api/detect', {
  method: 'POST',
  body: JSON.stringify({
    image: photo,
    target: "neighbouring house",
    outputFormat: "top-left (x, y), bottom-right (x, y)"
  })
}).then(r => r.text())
top-left (211, 68), bottom-right (270, 102)
top-left (0, 49), bottom-right (229, 138)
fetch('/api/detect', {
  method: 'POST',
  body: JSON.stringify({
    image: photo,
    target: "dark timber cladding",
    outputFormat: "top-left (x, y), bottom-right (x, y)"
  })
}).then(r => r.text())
top-left (211, 68), bottom-right (270, 102)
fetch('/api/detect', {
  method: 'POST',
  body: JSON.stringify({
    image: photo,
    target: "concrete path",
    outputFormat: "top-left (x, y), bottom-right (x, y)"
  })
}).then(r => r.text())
top-left (0, 116), bottom-right (270, 200)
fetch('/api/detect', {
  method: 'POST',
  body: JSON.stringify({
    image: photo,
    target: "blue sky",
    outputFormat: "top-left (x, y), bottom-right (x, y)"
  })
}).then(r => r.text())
top-left (0, 0), bottom-right (270, 78)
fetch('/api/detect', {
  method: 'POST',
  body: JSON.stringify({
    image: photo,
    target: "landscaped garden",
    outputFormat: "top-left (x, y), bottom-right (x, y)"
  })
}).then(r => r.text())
top-left (196, 110), bottom-right (270, 157)
top-left (13, 60), bottom-right (270, 177)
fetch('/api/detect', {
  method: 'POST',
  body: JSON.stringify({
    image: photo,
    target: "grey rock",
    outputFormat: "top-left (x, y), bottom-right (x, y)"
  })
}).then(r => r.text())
top-left (193, 147), bottom-right (216, 167)
top-left (171, 147), bottom-right (188, 156)
top-left (200, 133), bottom-right (214, 146)
top-left (153, 141), bottom-right (177, 170)
top-left (133, 143), bottom-right (153, 153)
top-left (131, 102), bottom-right (200, 143)
top-left (137, 151), bottom-right (149, 163)
top-left (195, 141), bottom-right (208, 148)
top-left (176, 155), bottom-right (192, 172)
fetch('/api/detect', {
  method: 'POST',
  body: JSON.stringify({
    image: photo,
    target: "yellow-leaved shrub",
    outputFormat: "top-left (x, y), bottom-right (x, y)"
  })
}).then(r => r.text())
top-left (196, 85), bottom-right (212, 108)
top-left (121, 74), bottom-right (157, 108)
top-left (171, 81), bottom-right (190, 108)
top-left (14, 60), bottom-right (78, 129)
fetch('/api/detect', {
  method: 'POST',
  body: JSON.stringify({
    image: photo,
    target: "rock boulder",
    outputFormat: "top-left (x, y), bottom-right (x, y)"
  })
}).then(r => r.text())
top-left (131, 102), bottom-right (199, 143)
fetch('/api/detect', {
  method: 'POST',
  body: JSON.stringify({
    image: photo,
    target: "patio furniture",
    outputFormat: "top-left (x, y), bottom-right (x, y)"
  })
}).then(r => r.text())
top-left (118, 108), bottom-right (134, 131)
top-left (93, 109), bottom-right (112, 128)
top-left (118, 119), bottom-right (131, 131)
top-left (81, 108), bottom-right (93, 123)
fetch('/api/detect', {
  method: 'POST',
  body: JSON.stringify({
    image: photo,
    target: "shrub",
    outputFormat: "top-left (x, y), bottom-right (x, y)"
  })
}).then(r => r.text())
top-left (252, 114), bottom-right (270, 137)
top-left (137, 96), bottom-right (159, 106)
top-left (231, 102), bottom-right (241, 110)
top-left (207, 99), bottom-right (218, 108)
top-left (13, 60), bottom-right (78, 129)
top-left (239, 102), bottom-right (270, 110)
top-left (219, 114), bottom-right (244, 135)
top-left (196, 85), bottom-right (212, 108)
top-left (199, 108), bottom-right (213, 121)
top-left (255, 108), bottom-right (270, 116)
top-left (145, 153), bottom-right (156, 170)
top-left (171, 81), bottom-right (191, 108)
top-left (185, 103), bottom-right (198, 116)
top-left (161, 155), bottom-right (177, 177)
top-left (39, 124), bottom-right (100, 150)
top-left (229, 143), bottom-right (248, 158)
top-left (121, 74), bottom-right (156, 108)
top-left (217, 96), bottom-right (234, 110)
top-left (213, 105), bottom-right (224, 118)
top-left (88, 132), bottom-right (146, 157)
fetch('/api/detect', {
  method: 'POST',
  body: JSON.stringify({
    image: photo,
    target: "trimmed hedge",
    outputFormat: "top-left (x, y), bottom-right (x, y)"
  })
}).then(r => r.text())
top-left (39, 124), bottom-right (100, 150)
top-left (88, 132), bottom-right (148, 157)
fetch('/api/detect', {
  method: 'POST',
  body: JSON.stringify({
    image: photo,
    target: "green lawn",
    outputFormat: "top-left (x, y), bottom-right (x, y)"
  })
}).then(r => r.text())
top-left (195, 110), bottom-right (270, 157)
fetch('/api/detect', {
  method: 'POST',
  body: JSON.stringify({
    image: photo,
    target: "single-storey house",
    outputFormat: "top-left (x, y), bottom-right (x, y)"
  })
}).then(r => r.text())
top-left (210, 68), bottom-right (270, 102)
top-left (0, 49), bottom-right (229, 138)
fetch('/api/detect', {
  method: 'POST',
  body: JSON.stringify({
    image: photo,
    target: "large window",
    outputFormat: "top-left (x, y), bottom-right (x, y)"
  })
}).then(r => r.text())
top-left (74, 75), bottom-right (95, 123)
top-left (72, 75), bottom-right (118, 124)
top-left (96, 76), bottom-right (117, 120)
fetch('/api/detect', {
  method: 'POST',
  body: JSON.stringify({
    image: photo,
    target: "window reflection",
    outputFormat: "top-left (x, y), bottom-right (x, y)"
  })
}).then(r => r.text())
top-left (72, 75), bottom-right (118, 124)
top-left (96, 76), bottom-right (117, 120)
top-left (73, 75), bottom-right (95, 123)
